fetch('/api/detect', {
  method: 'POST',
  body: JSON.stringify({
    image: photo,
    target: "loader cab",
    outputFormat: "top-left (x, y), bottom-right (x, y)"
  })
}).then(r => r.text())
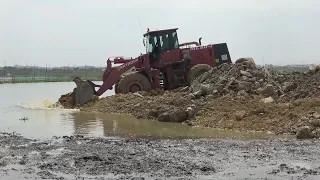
top-left (143, 28), bottom-right (180, 63)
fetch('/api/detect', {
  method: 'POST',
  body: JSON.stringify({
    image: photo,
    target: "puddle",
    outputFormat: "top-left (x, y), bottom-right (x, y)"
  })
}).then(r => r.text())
top-left (66, 111), bottom-right (290, 139)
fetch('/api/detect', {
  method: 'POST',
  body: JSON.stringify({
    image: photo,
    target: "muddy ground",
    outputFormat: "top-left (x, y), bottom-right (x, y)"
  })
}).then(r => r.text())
top-left (1, 132), bottom-right (320, 180)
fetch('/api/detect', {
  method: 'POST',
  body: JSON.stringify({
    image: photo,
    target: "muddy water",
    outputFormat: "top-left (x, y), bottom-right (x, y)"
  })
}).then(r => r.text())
top-left (0, 82), bottom-right (285, 140)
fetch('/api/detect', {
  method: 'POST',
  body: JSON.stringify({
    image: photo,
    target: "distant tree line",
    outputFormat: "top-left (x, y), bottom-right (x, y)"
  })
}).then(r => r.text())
top-left (0, 66), bottom-right (105, 83)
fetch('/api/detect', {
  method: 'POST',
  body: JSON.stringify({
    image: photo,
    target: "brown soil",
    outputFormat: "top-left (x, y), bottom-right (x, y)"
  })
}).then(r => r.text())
top-left (193, 95), bottom-right (320, 134)
top-left (80, 89), bottom-right (202, 120)
top-left (57, 91), bottom-right (75, 109)
top-left (279, 71), bottom-right (320, 102)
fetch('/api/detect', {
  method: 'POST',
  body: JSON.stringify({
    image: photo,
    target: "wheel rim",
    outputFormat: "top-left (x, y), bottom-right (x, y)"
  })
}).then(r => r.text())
top-left (129, 83), bottom-right (141, 92)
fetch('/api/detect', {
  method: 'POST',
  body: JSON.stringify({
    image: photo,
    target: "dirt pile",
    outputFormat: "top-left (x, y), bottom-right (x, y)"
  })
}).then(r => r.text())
top-left (56, 91), bottom-right (75, 109)
top-left (279, 67), bottom-right (320, 102)
top-left (189, 58), bottom-right (296, 99)
top-left (55, 59), bottom-right (320, 138)
top-left (192, 95), bottom-right (320, 136)
top-left (80, 89), bottom-right (202, 123)
top-left (189, 59), bottom-right (320, 103)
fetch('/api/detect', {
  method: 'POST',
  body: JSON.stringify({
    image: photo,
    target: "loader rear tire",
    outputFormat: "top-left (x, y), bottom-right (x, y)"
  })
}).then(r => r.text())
top-left (117, 72), bottom-right (151, 94)
top-left (187, 64), bottom-right (212, 85)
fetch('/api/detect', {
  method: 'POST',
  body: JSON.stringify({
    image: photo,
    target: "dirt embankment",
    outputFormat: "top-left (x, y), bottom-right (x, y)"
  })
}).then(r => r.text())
top-left (81, 90), bottom-right (204, 123)
top-left (56, 59), bottom-right (320, 138)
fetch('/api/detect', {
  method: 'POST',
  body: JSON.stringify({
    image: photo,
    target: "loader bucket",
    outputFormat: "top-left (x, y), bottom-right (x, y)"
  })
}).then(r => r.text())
top-left (72, 77), bottom-right (98, 107)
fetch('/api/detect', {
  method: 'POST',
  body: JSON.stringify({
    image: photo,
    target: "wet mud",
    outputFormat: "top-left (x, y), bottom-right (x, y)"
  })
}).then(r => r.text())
top-left (1, 132), bottom-right (320, 180)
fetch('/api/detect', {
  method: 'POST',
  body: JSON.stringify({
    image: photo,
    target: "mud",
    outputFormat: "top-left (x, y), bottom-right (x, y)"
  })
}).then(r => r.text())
top-left (1, 132), bottom-right (320, 180)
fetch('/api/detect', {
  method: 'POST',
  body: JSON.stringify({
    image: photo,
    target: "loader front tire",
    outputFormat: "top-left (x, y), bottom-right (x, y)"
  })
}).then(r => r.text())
top-left (117, 72), bottom-right (151, 94)
top-left (187, 64), bottom-right (212, 85)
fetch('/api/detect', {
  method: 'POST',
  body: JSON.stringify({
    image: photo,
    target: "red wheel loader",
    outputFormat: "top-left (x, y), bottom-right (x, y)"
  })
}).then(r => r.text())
top-left (72, 28), bottom-right (232, 106)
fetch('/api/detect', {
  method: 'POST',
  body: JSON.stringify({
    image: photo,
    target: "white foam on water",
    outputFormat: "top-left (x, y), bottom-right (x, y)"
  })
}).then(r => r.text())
top-left (16, 99), bottom-right (79, 112)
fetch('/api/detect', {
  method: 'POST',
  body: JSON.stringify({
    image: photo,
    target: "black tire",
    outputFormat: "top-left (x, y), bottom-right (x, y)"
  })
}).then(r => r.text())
top-left (114, 72), bottom-right (130, 94)
top-left (187, 64), bottom-right (212, 85)
top-left (117, 72), bottom-right (151, 94)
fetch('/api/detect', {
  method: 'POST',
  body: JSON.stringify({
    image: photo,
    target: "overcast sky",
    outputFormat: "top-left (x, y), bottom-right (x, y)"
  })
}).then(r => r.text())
top-left (1, 0), bottom-right (320, 67)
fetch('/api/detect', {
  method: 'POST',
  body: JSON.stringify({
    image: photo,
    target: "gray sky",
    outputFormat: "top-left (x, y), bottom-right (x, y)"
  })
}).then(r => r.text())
top-left (1, 0), bottom-right (320, 67)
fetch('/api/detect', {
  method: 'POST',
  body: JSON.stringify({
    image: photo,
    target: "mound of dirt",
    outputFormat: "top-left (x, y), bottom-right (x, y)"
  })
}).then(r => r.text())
top-left (79, 89), bottom-right (203, 123)
top-left (189, 59), bottom-right (293, 99)
top-left (279, 69), bottom-right (320, 102)
top-left (189, 60), bottom-right (320, 104)
top-left (192, 95), bottom-right (320, 135)
top-left (57, 90), bottom-right (75, 109)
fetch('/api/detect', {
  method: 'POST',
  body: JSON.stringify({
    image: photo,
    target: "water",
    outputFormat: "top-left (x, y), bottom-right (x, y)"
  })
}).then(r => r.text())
top-left (0, 82), bottom-right (287, 139)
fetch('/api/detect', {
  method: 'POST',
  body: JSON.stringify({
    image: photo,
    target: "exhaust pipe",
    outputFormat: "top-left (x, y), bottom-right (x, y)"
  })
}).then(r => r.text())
top-left (199, 37), bottom-right (202, 45)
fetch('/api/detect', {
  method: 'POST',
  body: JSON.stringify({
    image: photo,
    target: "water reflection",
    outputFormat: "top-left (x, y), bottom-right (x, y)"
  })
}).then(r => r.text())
top-left (68, 111), bottom-right (289, 139)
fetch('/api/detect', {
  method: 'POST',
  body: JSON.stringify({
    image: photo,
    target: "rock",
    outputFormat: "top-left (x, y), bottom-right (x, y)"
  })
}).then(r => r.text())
top-left (296, 126), bottom-right (314, 139)
top-left (200, 84), bottom-right (213, 96)
top-left (309, 119), bottom-right (320, 128)
top-left (239, 75), bottom-right (250, 82)
top-left (242, 60), bottom-right (256, 69)
top-left (216, 84), bottom-right (225, 93)
top-left (193, 90), bottom-right (203, 98)
top-left (282, 82), bottom-right (297, 93)
top-left (158, 108), bottom-right (188, 123)
top-left (206, 94), bottom-right (216, 100)
top-left (261, 97), bottom-right (274, 104)
top-left (235, 110), bottom-right (246, 121)
top-left (188, 93), bottom-right (196, 100)
top-left (212, 89), bottom-right (219, 96)
top-left (261, 84), bottom-right (276, 96)
top-left (237, 90), bottom-right (248, 97)
top-left (311, 112), bottom-right (320, 119)
top-left (186, 107), bottom-right (195, 118)
top-left (240, 70), bottom-right (253, 78)
top-left (235, 58), bottom-right (256, 69)
top-left (308, 64), bottom-right (317, 74)
top-left (235, 80), bottom-right (252, 92)
top-left (179, 86), bottom-right (189, 92)
top-left (311, 128), bottom-right (320, 138)
top-left (133, 92), bottom-right (143, 98)
top-left (253, 82), bottom-right (261, 90)
top-left (222, 88), bottom-right (230, 95)
top-left (198, 70), bottom-right (212, 83)
top-left (134, 103), bottom-right (141, 107)
top-left (277, 75), bottom-right (286, 83)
